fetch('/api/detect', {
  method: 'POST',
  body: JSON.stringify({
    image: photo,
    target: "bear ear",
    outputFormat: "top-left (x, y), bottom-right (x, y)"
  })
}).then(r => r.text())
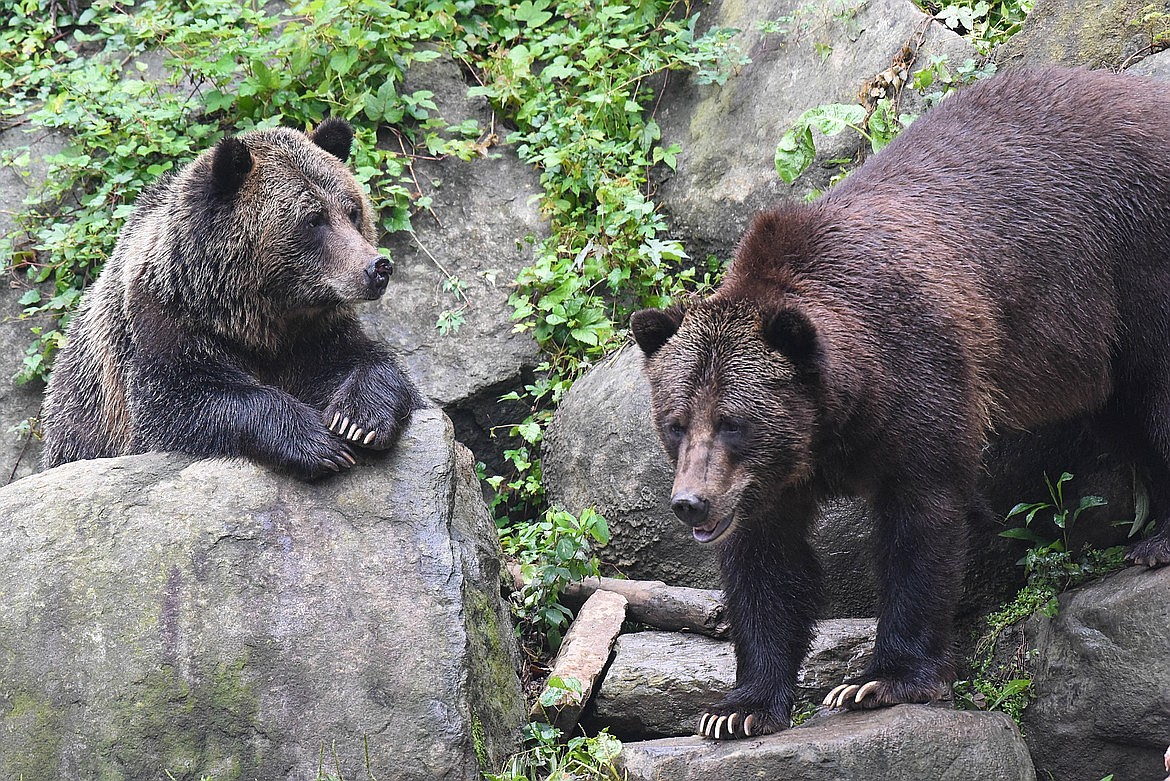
top-left (631, 305), bottom-right (685, 357)
top-left (211, 136), bottom-right (254, 198)
top-left (310, 118), bottom-right (354, 162)
top-left (763, 307), bottom-right (821, 376)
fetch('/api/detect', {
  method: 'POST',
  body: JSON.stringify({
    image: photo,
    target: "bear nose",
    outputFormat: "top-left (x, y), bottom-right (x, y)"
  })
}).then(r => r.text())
top-left (671, 493), bottom-right (710, 527)
top-left (366, 256), bottom-right (393, 291)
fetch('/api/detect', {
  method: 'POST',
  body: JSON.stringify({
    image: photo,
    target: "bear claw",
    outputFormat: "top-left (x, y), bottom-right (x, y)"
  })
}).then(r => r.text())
top-left (1125, 535), bottom-right (1170, 568)
top-left (325, 408), bottom-right (394, 450)
top-left (824, 680), bottom-right (882, 709)
top-left (697, 710), bottom-right (764, 740)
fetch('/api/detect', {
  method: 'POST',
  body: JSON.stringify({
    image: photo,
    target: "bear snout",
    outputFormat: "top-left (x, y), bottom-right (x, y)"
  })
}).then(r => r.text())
top-left (671, 492), bottom-right (711, 526)
top-left (363, 256), bottom-right (393, 298)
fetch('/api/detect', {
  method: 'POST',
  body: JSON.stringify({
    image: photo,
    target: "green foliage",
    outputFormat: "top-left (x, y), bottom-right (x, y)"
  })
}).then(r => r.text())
top-left (0, 0), bottom-right (481, 382)
top-left (1131, 3), bottom-right (1170, 52)
top-left (910, 54), bottom-right (998, 108)
top-left (468, 0), bottom-right (732, 368)
top-left (499, 505), bottom-right (610, 650)
top-left (1000, 471), bottom-right (1125, 616)
top-left (914, 0), bottom-right (1034, 54)
top-left (485, 721), bottom-right (623, 781)
top-left (774, 54), bottom-right (996, 189)
top-left (773, 100), bottom-right (918, 184)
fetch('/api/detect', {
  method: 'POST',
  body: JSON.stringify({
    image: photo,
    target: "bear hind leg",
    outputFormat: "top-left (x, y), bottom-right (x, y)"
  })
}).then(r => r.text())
top-left (1107, 389), bottom-right (1170, 568)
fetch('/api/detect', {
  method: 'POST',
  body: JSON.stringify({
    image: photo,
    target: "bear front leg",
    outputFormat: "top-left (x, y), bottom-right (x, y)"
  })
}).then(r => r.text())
top-left (701, 519), bottom-right (823, 739)
top-left (131, 358), bottom-right (358, 480)
top-left (824, 488), bottom-right (964, 711)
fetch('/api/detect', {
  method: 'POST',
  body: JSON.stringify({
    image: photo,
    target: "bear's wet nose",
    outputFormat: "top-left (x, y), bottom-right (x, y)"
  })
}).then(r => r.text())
top-left (671, 493), bottom-right (710, 526)
top-left (366, 256), bottom-right (393, 291)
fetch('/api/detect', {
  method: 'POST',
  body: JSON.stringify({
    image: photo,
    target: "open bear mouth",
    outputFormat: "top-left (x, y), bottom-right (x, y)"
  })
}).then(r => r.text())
top-left (692, 510), bottom-right (736, 544)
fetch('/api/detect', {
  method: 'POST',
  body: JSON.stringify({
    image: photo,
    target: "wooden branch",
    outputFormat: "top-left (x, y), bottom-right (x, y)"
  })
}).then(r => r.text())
top-left (508, 564), bottom-right (730, 638)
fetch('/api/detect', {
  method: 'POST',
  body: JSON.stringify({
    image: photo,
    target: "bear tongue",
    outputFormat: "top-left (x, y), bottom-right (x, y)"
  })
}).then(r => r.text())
top-left (692, 516), bottom-right (721, 543)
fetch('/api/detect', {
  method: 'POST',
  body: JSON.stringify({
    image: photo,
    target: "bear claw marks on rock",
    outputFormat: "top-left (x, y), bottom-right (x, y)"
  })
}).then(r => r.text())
top-left (632, 67), bottom-right (1170, 740)
top-left (40, 120), bottom-right (426, 480)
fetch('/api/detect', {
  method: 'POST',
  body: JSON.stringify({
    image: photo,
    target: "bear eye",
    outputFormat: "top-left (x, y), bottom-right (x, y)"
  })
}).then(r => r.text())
top-left (666, 420), bottom-right (687, 439)
top-left (718, 418), bottom-right (745, 436)
top-left (305, 212), bottom-right (328, 230)
top-left (348, 206), bottom-right (362, 226)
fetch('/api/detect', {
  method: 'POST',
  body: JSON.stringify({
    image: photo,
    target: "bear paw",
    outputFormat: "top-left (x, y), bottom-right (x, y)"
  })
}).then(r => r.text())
top-left (280, 426), bottom-right (358, 480)
top-left (695, 706), bottom-right (786, 740)
top-left (1125, 534), bottom-right (1170, 568)
top-left (822, 676), bottom-right (948, 711)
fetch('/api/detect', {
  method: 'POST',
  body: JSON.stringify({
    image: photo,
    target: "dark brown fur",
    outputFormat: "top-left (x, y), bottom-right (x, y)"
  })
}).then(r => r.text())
top-left (632, 67), bottom-right (1170, 738)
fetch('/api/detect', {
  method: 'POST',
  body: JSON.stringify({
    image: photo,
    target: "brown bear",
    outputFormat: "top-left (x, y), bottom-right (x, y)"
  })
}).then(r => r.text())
top-left (41, 119), bottom-right (425, 480)
top-left (631, 66), bottom-right (1170, 740)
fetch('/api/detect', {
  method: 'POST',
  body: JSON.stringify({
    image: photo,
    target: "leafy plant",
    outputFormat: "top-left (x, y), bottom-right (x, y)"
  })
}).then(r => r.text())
top-left (999, 471), bottom-right (1124, 616)
top-left (500, 505), bottom-right (610, 650)
top-left (957, 472), bottom-right (1129, 726)
top-left (774, 53), bottom-right (997, 188)
top-left (773, 99), bottom-right (915, 184)
top-left (484, 721), bottom-right (624, 781)
top-left (1131, 3), bottom-right (1170, 53)
top-left (913, 0), bottom-right (1034, 54)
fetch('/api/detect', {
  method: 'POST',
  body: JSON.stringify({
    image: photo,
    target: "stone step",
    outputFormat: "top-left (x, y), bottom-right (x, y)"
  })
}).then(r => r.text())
top-left (617, 705), bottom-right (1036, 781)
top-left (585, 619), bottom-right (876, 739)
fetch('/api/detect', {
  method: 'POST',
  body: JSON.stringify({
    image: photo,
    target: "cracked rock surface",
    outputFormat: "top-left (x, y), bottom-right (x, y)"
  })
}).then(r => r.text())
top-left (0, 409), bottom-right (523, 780)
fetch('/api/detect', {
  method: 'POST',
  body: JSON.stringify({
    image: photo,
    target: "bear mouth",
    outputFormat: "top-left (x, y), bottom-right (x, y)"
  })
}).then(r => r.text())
top-left (692, 510), bottom-right (736, 544)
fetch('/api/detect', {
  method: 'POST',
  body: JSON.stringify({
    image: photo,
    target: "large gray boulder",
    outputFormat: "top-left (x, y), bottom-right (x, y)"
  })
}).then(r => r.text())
top-left (653, 0), bottom-right (975, 259)
top-left (1022, 566), bottom-right (1170, 781)
top-left (371, 54), bottom-right (544, 473)
top-left (0, 409), bottom-right (524, 781)
top-left (617, 705), bottom-right (1036, 781)
top-left (998, 0), bottom-right (1155, 69)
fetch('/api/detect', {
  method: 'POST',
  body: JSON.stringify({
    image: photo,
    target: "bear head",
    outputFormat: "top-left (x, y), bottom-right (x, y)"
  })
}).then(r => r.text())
top-left (631, 298), bottom-right (826, 544)
top-left (150, 119), bottom-right (391, 348)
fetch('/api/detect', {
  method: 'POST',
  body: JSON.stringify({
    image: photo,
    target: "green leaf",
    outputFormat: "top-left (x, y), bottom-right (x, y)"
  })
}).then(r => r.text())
top-left (775, 125), bottom-right (815, 184)
top-left (999, 527), bottom-right (1046, 544)
top-left (803, 103), bottom-right (867, 136)
top-left (515, 0), bottom-right (554, 28)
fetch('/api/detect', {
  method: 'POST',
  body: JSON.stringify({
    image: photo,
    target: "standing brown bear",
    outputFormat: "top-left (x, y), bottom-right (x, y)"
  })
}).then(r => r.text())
top-left (41, 119), bottom-right (425, 479)
top-left (632, 67), bottom-right (1170, 740)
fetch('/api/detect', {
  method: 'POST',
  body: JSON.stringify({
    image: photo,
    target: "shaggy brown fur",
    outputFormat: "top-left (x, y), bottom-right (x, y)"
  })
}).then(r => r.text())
top-left (42, 119), bottom-right (424, 478)
top-left (632, 66), bottom-right (1170, 739)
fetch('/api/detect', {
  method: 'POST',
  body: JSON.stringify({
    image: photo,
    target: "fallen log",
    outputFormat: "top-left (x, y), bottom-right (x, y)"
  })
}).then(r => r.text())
top-left (508, 564), bottom-right (730, 638)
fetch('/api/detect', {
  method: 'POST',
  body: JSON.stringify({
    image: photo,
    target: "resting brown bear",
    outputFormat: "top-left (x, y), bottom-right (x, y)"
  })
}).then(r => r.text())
top-left (631, 67), bottom-right (1170, 740)
top-left (41, 119), bottom-right (425, 479)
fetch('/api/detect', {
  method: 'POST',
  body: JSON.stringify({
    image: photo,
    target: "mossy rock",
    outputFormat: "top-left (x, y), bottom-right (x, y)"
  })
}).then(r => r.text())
top-left (0, 410), bottom-right (523, 781)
